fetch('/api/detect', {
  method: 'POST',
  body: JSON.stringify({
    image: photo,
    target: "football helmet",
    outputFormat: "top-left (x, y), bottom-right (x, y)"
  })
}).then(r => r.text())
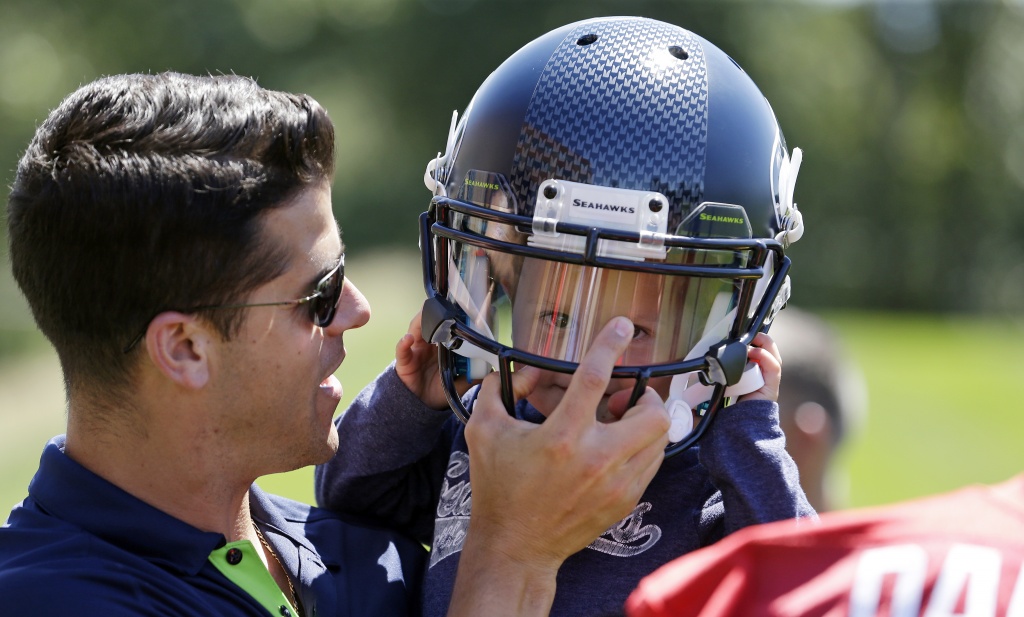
top-left (419, 16), bottom-right (804, 456)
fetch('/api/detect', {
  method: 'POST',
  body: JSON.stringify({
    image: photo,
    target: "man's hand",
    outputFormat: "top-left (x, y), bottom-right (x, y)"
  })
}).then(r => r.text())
top-left (448, 316), bottom-right (671, 616)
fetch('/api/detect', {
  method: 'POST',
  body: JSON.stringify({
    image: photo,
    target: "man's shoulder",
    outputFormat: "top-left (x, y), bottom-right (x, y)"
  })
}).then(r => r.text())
top-left (0, 558), bottom-right (137, 611)
top-left (1, 500), bottom-right (98, 566)
top-left (0, 522), bottom-right (149, 614)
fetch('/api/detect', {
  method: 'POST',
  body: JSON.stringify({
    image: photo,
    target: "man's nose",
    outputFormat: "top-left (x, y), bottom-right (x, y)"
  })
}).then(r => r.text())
top-left (325, 278), bottom-right (371, 334)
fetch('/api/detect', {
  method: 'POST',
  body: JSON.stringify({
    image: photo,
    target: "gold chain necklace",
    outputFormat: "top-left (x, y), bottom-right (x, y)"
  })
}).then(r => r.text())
top-left (254, 523), bottom-right (300, 614)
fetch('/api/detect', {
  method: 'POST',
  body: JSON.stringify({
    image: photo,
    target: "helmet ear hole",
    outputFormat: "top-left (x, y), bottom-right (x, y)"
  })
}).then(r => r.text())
top-left (576, 33), bottom-right (598, 46)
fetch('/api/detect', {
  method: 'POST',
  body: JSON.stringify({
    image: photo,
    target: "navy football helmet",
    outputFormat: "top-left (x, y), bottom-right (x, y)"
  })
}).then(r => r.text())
top-left (419, 16), bottom-right (804, 456)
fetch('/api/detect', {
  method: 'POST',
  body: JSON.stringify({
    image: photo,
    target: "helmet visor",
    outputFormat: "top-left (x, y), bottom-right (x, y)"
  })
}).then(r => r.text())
top-left (446, 239), bottom-right (745, 366)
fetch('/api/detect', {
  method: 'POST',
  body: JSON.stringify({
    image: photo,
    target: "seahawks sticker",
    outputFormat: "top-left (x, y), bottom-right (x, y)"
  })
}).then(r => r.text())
top-left (677, 202), bottom-right (752, 240)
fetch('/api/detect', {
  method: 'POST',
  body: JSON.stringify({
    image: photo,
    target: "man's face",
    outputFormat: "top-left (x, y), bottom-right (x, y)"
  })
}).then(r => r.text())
top-left (213, 182), bottom-right (370, 475)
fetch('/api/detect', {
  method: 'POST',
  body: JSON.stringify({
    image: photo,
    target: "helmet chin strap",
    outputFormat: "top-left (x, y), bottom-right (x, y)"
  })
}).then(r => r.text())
top-left (443, 257), bottom-right (500, 374)
top-left (665, 363), bottom-right (765, 442)
top-left (663, 255), bottom-right (781, 442)
top-left (449, 338), bottom-right (500, 371)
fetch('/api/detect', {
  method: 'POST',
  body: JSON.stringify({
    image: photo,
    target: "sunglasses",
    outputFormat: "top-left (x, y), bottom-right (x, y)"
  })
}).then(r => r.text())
top-left (123, 255), bottom-right (345, 353)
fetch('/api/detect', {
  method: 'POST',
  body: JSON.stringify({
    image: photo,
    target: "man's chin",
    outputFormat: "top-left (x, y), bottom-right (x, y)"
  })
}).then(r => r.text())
top-left (305, 426), bottom-right (341, 467)
top-left (319, 426), bottom-right (340, 462)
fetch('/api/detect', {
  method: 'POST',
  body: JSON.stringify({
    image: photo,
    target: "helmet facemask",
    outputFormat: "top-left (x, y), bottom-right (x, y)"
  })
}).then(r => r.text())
top-left (421, 177), bottom-right (793, 456)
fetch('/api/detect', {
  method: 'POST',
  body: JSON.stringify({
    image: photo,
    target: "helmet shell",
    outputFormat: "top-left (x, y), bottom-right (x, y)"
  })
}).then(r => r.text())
top-left (441, 16), bottom-right (788, 240)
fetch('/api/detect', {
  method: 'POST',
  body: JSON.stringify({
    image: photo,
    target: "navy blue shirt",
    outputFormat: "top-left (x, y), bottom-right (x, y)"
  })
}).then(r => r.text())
top-left (0, 436), bottom-right (427, 616)
top-left (316, 365), bottom-right (815, 617)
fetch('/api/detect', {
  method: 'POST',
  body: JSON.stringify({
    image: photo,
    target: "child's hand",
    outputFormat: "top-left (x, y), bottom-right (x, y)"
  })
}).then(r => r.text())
top-left (737, 331), bottom-right (782, 404)
top-left (395, 311), bottom-right (453, 410)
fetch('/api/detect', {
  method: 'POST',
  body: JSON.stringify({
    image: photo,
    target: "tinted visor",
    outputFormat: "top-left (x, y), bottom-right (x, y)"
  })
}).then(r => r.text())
top-left (447, 240), bottom-right (744, 365)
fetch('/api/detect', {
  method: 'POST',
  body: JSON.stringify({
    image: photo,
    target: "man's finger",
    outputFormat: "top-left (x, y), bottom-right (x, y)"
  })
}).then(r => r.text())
top-left (604, 387), bottom-right (636, 422)
top-left (613, 387), bottom-right (671, 451)
top-left (473, 364), bottom-right (541, 421)
top-left (602, 388), bottom-right (670, 499)
top-left (556, 316), bottom-right (635, 427)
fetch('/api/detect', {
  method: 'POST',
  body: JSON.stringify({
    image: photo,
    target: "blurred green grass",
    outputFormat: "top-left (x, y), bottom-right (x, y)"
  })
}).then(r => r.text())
top-left (828, 312), bottom-right (1024, 507)
top-left (1, 250), bottom-right (1021, 513)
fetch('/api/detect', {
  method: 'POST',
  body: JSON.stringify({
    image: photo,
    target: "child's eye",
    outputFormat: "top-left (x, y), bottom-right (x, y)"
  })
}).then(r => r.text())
top-left (633, 325), bottom-right (651, 340)
top-left (540, 311), bottom-right (570, 328)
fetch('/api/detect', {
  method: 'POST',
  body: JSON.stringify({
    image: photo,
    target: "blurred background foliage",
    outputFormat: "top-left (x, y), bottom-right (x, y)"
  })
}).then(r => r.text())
top-left (2, 0), bottom-right (1024, 317)
top-left (1, 0), bottom-right (1023, 510)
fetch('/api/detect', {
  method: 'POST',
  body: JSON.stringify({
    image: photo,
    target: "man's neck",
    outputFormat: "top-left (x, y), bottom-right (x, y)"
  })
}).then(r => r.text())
top-left (64, 407), bottom-right (256, 541)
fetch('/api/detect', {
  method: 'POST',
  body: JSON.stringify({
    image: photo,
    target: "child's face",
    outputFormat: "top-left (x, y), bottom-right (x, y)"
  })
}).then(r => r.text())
top-left (510, 258), bottom-right (701, 417)
top-left (526, 369), bottom-right (674, 421)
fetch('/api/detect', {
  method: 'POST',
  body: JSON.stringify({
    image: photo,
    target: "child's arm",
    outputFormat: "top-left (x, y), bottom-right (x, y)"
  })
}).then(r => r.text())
top-left (696, 332), bottom-right (816, 544)
top-left (314, 311), bottom-right (461, 544)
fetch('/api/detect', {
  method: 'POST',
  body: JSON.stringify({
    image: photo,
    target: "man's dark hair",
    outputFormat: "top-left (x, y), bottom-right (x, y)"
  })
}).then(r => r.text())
top-left (7, 72), bottom-right (335, 397)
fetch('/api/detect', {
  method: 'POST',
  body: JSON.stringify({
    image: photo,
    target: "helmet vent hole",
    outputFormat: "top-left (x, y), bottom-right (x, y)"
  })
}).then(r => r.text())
top-left (576, 33), bottom-right (599, 46)
top-left (668, 46), bottom-right (689, 60)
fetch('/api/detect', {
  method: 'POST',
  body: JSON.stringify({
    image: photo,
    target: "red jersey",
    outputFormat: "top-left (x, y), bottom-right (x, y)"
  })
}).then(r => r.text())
top-left (626, 474), bottom-right (1024, 617)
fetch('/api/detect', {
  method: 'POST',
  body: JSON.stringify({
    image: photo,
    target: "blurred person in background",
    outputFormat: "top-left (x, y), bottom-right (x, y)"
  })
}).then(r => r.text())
top-left (0, 71), bottom-right (670, 617)
top-left (771, 306), bottom-right (867, 512)
top-left (316, 15), bottom-right (815, 617)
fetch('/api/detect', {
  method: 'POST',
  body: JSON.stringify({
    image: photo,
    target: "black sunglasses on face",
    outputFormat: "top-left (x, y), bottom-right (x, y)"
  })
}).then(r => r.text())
top-left (123, 255), bottom-right (345, 353)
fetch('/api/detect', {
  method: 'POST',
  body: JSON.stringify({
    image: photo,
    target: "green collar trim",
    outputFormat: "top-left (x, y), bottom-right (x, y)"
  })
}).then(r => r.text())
top-left (209, 539), bottom-right (297, 617)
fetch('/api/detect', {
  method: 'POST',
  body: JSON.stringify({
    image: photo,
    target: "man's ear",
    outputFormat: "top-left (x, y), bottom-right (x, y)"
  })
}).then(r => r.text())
top-left (144, 312), bottom-right (213, 389)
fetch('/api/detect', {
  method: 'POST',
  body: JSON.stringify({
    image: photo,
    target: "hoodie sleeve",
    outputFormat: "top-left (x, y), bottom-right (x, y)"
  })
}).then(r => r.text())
top-left (314, 362), bottom-right (461, 544)
top-left (697, 399), bottom-right (817, 542)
